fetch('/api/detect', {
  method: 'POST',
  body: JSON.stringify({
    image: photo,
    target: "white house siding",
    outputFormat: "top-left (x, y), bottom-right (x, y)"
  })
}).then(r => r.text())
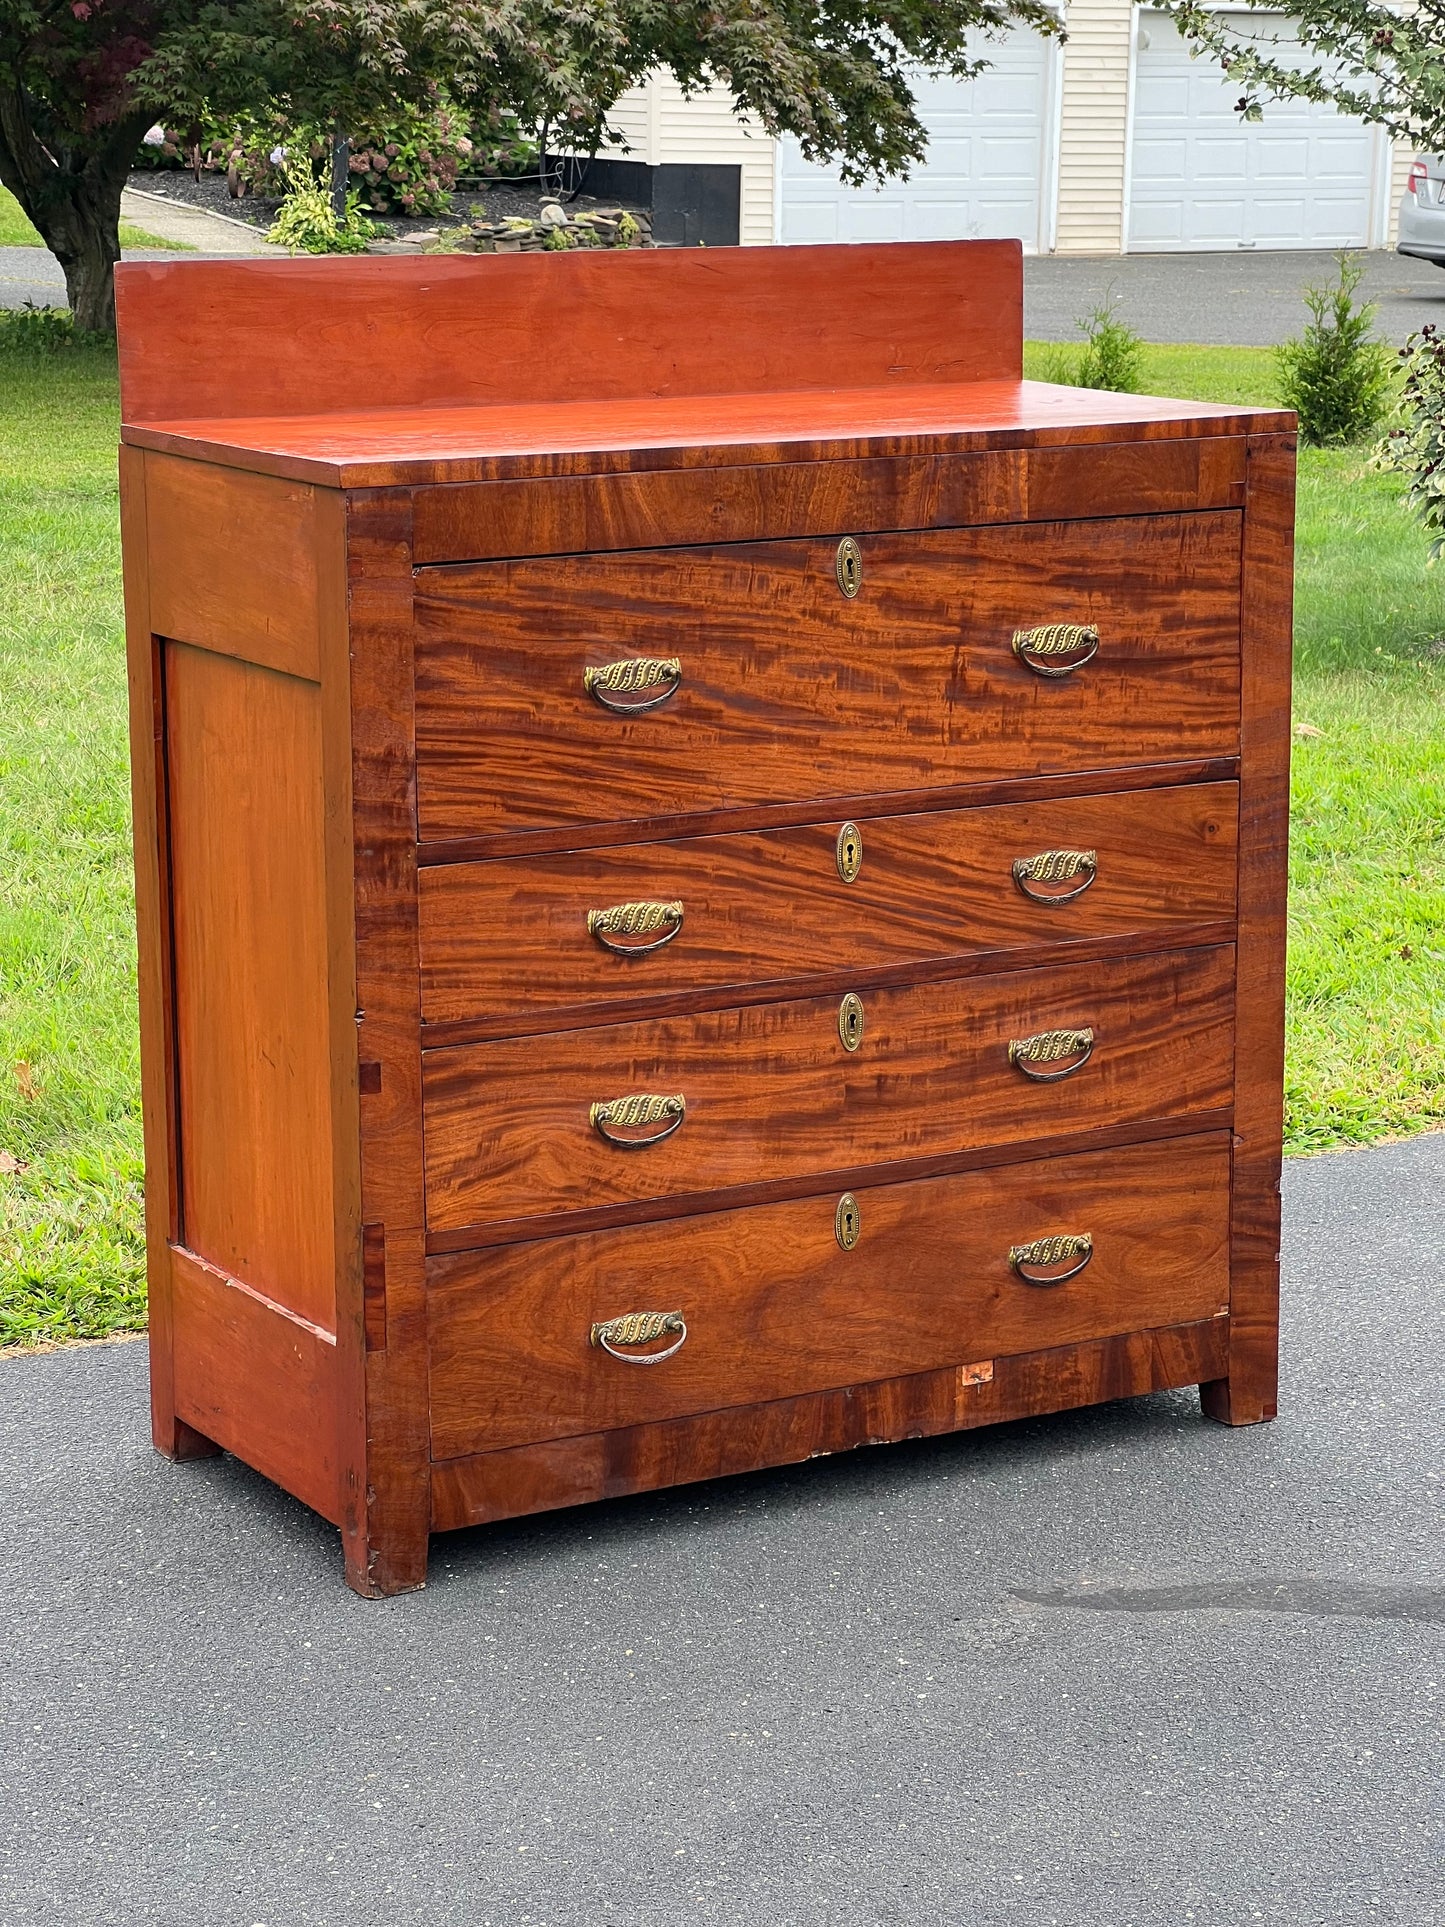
top-left (1054, 0), bottom-right (1135, 253)
top-left (605, 23), bottom-right (1409, 256)
top-left (598, 74), bottom-right (775, 246)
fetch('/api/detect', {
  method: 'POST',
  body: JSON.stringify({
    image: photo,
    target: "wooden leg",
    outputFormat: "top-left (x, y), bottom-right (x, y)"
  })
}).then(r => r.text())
top-left (1200, 1365), bottom-right (1278, 1427)
top-left (153, 1409), bottom-right (222, 1460)
top-left (343, 1513), bottom-right (430, 1598)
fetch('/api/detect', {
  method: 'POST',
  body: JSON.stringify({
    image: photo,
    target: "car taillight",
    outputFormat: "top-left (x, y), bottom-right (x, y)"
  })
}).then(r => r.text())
top-left (1408, 160), bottom-right (1428, 196)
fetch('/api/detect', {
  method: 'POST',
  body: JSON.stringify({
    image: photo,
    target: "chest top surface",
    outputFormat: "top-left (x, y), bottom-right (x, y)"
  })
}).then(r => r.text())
top-left (115, 241), bottom-right (1291, 488)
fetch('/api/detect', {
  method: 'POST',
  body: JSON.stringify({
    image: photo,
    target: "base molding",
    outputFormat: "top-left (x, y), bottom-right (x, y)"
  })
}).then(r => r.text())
top-left (429, 1315), bottom-right (1230, 1533)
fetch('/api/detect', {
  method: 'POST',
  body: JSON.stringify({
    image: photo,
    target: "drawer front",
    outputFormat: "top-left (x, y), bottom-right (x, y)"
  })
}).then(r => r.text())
top-left (419, 781), bottom-right (1238, 1030)
top-left (414, 514), bottom-right (1243, 841)
top-left (422, 944), bottom-right (1235, 1236)
top-left (427, 1133), bottom-right (1232, 1457)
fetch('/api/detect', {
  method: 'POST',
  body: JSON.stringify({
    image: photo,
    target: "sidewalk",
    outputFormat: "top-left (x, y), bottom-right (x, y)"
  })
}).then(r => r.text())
top-left (2, 1133), bottom-right (1442, 1925)
top-left (0, 191), bottom-right (281, 311)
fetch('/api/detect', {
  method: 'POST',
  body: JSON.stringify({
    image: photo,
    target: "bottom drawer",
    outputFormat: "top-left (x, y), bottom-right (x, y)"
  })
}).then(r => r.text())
top-left (427, 1133), bottom-right (1231, 1459)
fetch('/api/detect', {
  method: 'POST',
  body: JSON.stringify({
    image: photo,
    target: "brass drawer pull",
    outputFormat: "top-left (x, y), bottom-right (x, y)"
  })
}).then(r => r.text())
top-left (1013, 847), bottom-right (1097, 904)
top-left (1009, 1233), bottom-right (1093, 1286)
top-left (587, 900), bottom-right (684, 954)
top-left (584, 656), bottom-right (681, 714)
top-left (1008, 1026), bottom-right (1095, 1082)
top-left (1012, 623), bottom-right (1099, 678)
top-left (590, 1091), bottom-right (686, 1147)
top-left (590, 1309), bottom-right (687, 1364)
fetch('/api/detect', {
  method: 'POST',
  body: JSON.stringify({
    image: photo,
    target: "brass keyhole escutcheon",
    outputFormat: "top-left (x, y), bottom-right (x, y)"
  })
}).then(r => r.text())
top-left (836, 536), bottom-right (862, 599)
top-left (835, 1192), bottom-right (861, 1251)
top-left (836, 821), bottom-right (863, 884)
top-left (838, 992), bottom-right (865, 1052)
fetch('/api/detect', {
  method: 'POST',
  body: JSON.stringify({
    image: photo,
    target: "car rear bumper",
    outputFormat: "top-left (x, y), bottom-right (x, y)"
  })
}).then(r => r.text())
top-left (1397, 193), bottom-right (1445, 260)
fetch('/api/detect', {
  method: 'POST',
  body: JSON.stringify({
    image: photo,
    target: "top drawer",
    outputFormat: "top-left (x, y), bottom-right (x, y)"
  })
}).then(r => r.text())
top-left (413, 513), bottom-right (1243, 843)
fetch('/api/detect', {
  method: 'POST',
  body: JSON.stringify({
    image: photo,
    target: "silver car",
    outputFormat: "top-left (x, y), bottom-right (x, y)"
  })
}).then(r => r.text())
top-left (1399, 155), bottom-right (1445, 267)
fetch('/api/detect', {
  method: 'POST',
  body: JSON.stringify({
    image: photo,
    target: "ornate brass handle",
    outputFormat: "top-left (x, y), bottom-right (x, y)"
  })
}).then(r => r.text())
top-left (590, 1092), bottom-right (686, 1147)
top-left (1009, 1233), bottom-right (1093, 1286)
top-left (1008, 1026), bottom-right (1095, 1082)
top-left (584, 657), bottom-right (682, 714)
top-left (1013, 848), bottom-right (1097, 905)
top-left (590, 1309), bottom-right (687, 1364)
top-left (1012, 623), bottom-right (1099, 678)
top-left (587, 900), bottom-right (684, 955)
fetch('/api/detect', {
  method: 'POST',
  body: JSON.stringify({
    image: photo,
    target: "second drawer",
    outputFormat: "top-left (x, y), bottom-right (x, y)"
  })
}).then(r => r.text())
top-left (422, 943), bottom-right (1235, 1237)
top-left (418, 780), bottom-right (1239, 1031)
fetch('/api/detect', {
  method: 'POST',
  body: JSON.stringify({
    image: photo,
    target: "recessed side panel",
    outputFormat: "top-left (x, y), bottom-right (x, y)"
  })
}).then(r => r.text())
top-left (165, 640), bottom-right (337, 1333)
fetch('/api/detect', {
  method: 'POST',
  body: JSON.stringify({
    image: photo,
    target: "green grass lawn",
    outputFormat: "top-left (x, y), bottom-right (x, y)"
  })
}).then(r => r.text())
top-left (0, 183), bottom-right (193, 253)
top-left (1, 338), bottom-right (1442, 1347)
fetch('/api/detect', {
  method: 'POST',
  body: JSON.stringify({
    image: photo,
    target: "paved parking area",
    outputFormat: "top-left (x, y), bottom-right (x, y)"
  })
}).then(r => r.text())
top-left (1025, 247), bottom-right (1445, 347)
top-left (2, 1133), bottom-right (1442, 1926)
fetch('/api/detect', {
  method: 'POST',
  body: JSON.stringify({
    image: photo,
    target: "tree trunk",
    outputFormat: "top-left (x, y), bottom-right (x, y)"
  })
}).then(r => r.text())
top-left (0, 88), bottom-right (149, 334)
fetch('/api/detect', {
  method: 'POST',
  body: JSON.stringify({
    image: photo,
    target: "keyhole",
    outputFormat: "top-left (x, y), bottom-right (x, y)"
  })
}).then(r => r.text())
top-left (836, 537), bottom-right (862, 599)
top-left (835, 1192), bottom-right (861, 1251)
top-left (836, 821), bottom-right (863, 884)
top-left (838, 992), bottom-right (865, 1052)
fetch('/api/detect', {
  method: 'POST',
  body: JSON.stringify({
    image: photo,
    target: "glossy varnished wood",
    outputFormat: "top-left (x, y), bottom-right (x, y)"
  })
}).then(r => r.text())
top-left (430, 1315), bottom-right (1231, 1532)
top-left (120, 448), bottom-right (217, 1462)
top-left (409, 437), bottom-right (1248, 560)
top-left (428, 1134), bottom-right (1231, 1457)
top-left (422, 944), bottom-right (1236, 1237)
top-left (117, 244), bottom-right (1292, 1594)
top-left (115, 242), bottom-right (1023, 427)
top-left (143, 453), bottom-right (323, 679)
top-left (1203, 434), bottom-right (1294, 1427)
top-left (169, 1244), bottom-right (341, 1524)
top-left (415, 515), bottom-right (1243, 841)
top-left (418, 780), bottom-right (1238, 1032)
top-left (164, 641), bottom-right (337, 1331)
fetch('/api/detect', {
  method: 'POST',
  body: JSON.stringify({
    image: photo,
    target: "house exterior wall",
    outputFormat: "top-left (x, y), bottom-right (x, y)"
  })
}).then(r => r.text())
top-left (607, 20), bottom-right (1409, 255)
top-left (1055, 0), bottom-right (1135, 253)
top-left (598, 73), bottom-right (776, 246)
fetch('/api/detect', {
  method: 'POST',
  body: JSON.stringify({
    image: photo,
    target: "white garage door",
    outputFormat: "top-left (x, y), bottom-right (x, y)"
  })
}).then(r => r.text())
top-left (1128, 12), bottom-right (1384, 250)
top-left (779, 33), bottom-right (1057, 252)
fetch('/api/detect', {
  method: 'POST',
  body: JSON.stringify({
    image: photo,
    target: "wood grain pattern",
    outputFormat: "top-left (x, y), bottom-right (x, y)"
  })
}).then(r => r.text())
top-left (418, 781), bottom-right (1239, 1032)
top-left (144, 453), bottom-right (321, 679)
top-left (116, 242), bottom-right (1023, 424)
top-left (164, 642), bottom-right (336, 1331)
top-left (430, 1315), bottom-right (1231, 1532)
top-left (415, 515), bottom-right (1242, 841)
top-left (118, 385), bottom-right (1291, 492)
top-left (340, 491), bottom-right (432, 1596)
top-left (170, 1244), bottom-right (341, 1523)
top-left (410, 439), bottom-right (1246, 564)
top-left (422, 945), bottom-right (1236, 1237)
top-left (427, 1134), bottom-right (1231, 1457)
top-left (1203, 434), bottom-right (1295, 1428)
top-left (122, 448), bottom-right (217, 1461)
top-left (416, 758), bottom-right (1240, 869)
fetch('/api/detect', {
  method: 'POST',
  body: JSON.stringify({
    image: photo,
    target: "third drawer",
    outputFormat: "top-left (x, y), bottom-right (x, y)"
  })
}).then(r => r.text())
top-left (422, 943), bottom-right (1235, 1239)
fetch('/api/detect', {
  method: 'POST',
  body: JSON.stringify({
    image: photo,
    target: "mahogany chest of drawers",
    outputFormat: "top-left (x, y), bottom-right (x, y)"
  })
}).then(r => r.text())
top-left (115, 241), bottom-right (1294, 1596)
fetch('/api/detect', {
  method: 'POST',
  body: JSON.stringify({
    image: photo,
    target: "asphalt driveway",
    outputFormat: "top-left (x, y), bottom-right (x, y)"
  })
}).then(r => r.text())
top-left (1025, 247), bottom-right (1445, 348)
top-left (2, 1133), bottom-right (1442, 1926)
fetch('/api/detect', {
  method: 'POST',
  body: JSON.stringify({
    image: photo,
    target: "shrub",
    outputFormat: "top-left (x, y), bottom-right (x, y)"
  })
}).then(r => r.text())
top-left (1036, 296), bottom-right (1143, 394)
top-left (0, 303), bottom-right (78, 353)
top-left (1276, 253), bottom-right (1392, 446)
top-left (1375, 323), bottom-right (1445, 559)
top-left (463, 109), bottom-right (537, 180)
top-left (266, 165), bottom-right (376, 255)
